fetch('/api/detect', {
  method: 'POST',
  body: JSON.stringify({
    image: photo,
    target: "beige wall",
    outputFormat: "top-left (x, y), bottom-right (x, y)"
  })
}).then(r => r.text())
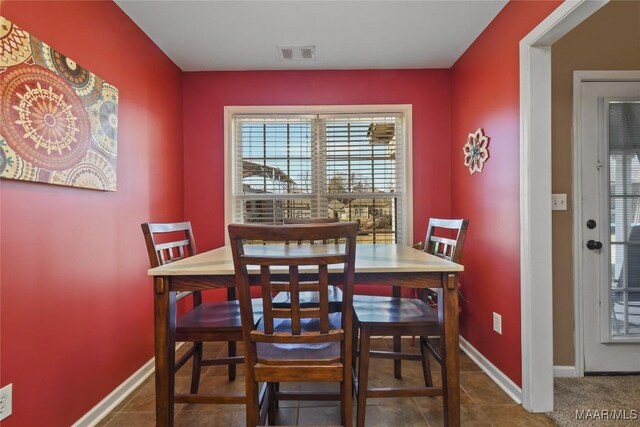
top-left (551, 0), bottom-right (640, 366)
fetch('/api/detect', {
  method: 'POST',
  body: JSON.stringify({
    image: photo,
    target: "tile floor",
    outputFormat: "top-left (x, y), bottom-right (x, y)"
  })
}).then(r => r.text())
top-left (97, 338), bottom-right (555, 426)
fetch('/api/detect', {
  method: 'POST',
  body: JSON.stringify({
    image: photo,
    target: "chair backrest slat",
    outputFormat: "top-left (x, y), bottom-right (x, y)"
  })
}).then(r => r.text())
top-left (245, 254), bottom-right (348, 266)
top-left (290, 265), bottom-right (301, 335)
top-left (260, 265), bottom-right (274, 335)
top-left (270, 281), bottom-right (320, 292)
top-left (154, 239), bottom-right (190, 252)
top-left (319, 264), bottom-right (330, 334)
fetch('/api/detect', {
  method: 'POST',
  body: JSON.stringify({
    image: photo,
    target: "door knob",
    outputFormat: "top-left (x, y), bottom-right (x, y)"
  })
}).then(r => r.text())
top-left (586, 240), bottom-right (603, 250)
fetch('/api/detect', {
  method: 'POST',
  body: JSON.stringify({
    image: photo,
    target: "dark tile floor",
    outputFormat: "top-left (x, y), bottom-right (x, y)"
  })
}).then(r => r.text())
top-left (97, 339), bottom-right (555, 426)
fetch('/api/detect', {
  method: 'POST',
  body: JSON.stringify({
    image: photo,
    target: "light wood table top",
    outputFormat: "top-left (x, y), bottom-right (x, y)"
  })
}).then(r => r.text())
top-left (148, 243), bottom-right (464, 277)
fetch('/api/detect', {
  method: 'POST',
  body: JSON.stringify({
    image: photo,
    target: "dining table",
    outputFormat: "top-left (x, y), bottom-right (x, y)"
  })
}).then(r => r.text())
top-left (148, 242), bottom-right (464, 427)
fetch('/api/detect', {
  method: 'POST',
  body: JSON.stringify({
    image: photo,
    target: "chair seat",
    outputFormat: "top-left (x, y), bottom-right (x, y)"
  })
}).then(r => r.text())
top-left (353, 295), bottom-right (438, 326)
top-left (272, 286), bottom-right (343, 312)
top-left (256, 313), bottom-right (342, 362)
top-left (178, 299), bottom-right (263, 332)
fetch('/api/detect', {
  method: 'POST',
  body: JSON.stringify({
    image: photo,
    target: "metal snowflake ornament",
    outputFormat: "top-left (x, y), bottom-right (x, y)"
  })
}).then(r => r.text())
top-left (463, 128), bottom-right (490, 174)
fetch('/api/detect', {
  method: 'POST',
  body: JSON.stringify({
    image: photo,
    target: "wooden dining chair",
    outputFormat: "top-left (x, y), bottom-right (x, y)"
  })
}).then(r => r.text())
top-left (229, 222), bottom-right (358, 427)
top-left (142, 221), bottom-right (257, 409)
top-left (352, 218), bottom-right (468, 427)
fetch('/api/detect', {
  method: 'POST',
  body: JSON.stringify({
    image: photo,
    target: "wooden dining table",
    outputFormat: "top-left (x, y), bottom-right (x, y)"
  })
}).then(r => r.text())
top-left (148, 243), bottom-right (464, 426)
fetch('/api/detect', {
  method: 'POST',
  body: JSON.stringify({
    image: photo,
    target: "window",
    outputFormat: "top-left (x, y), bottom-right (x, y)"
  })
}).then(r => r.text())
top-left (225, 106), bottom-right (412, 244)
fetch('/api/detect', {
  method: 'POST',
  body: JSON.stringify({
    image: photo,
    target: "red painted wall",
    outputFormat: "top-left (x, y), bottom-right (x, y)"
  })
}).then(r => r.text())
top-left (450, 0), bottom-right (561, 385)
top-left (182, 69), bottom-right (452, 252)
top-left (0, 1), bottom-right (183, 425)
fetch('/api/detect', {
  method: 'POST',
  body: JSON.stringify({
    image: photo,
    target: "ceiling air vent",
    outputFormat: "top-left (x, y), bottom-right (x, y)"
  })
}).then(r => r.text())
top-left (300, 47), bottom-right (315, 60)
top-left (278, 45), bottom-right (316, 61)
top-left (280, 48), bottom-right (293, 60)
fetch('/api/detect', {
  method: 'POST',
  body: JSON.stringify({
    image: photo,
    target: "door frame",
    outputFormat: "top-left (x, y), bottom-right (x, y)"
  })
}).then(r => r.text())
top-left (572, 71), bottom-right (640, 376)
top-left (519, 0), bottom-right (608, 412)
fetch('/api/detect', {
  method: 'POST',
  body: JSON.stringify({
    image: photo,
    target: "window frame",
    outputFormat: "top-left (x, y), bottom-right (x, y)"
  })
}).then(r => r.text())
top-left (224, 104), bottom-right (413, 245)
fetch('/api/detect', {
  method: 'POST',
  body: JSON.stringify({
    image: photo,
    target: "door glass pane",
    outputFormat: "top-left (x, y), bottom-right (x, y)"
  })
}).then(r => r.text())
top-left (608, 101), bottom-right (640, 338)
top-left (609, 196), bottom-right (640, 243)
top-left (612, 291), bottom-right (640, 336)
top-left (609, 151), bottom-right (640, 196)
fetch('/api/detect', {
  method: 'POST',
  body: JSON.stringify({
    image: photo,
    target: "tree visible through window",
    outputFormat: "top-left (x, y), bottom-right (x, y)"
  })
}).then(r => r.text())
top-left (231, 113), bottom-right (405, 244)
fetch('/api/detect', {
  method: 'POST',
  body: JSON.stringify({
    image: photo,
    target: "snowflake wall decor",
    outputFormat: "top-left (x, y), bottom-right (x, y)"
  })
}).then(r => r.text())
top-left (463, 128), bottom-right (490, 175)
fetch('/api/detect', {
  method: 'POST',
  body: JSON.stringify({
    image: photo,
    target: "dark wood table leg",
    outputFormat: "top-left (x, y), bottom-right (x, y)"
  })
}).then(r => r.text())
top-left (440, 273), bottom-right (460, 426)
top-left (154, 276), bottom-right (176, 427)
top-left (391, 285), bottom-right (402, 378)
top-left (227, 286), bottom-right (237, 381)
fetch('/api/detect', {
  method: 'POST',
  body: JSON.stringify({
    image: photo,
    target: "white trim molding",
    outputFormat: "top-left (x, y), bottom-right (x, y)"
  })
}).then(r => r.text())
top-left (553, 366), bottom-right (579, 378)
top-left (72, 357), bottom-right (156, 427)
top-left (519, 0), bottom-right (608, 413)
top-left (460, 337), bottom-right (522, 404)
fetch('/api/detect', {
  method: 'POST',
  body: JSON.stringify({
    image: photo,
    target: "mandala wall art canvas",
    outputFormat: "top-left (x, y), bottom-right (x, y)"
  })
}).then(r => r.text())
top-left (0, 17), bottom-right (118, 191)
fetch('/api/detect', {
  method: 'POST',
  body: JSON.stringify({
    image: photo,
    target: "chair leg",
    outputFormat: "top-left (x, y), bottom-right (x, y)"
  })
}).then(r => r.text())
top-left (393, 335), bottom-right (402, 379)
top-left (352, 316), bottom-right (359, 373)
top-left (341, 375), bottom-right (354, 427)
top-left (267, 382), bottom-right (277, 425)
top-left (342, 337), bottom-right (354, 427)
top-left (228, 341), bottom-right (237, 381)
top-left (190, 342), bottom-right (203, 394)
top-left (246, 377), bottom-right (260, 427)
top-left (419, 336), bottom-right (433, 387)
top-left (356, 326), bottom-right (371, 427)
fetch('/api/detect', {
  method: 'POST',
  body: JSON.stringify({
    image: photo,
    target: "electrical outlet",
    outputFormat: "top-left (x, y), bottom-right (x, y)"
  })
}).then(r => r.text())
top-left (552, 193), bottom-right (567, 211)
top-left (493, 312), bottom-right (502, 335)
top-left (0, 384), bottom-right (12, 421)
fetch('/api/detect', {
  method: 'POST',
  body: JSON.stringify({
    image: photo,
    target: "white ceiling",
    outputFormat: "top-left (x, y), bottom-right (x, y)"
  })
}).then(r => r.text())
top-left (115, 0), bottom-right (507, 71)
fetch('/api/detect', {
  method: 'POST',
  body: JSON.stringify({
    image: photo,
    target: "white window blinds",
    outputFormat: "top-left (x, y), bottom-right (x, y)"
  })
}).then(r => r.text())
top-left (231, 112), bottom-right (405, 244)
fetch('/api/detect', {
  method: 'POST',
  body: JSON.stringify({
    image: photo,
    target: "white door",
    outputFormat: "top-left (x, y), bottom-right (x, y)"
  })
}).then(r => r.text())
top-left (581, 80), bottom-right (640, 373)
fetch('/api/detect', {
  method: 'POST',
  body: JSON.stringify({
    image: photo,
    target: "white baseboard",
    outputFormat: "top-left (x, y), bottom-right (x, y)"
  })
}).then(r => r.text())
top-left (72, 343), bottom-right (186, 426)
top-left (74, 343), bottom-right (189, 426)
top-left (72, 357), bottom-right (155, 427)
top-left (459, 337), bottom-right (522, 404)
top-left (553, 365), bottom-right (579, 377)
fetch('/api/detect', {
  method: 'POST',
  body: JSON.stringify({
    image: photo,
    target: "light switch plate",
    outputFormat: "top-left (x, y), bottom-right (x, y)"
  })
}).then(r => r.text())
top-left (552, 193), bottom-right (567, 211)
top-left (493, 312), bottom-right (502, 335)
